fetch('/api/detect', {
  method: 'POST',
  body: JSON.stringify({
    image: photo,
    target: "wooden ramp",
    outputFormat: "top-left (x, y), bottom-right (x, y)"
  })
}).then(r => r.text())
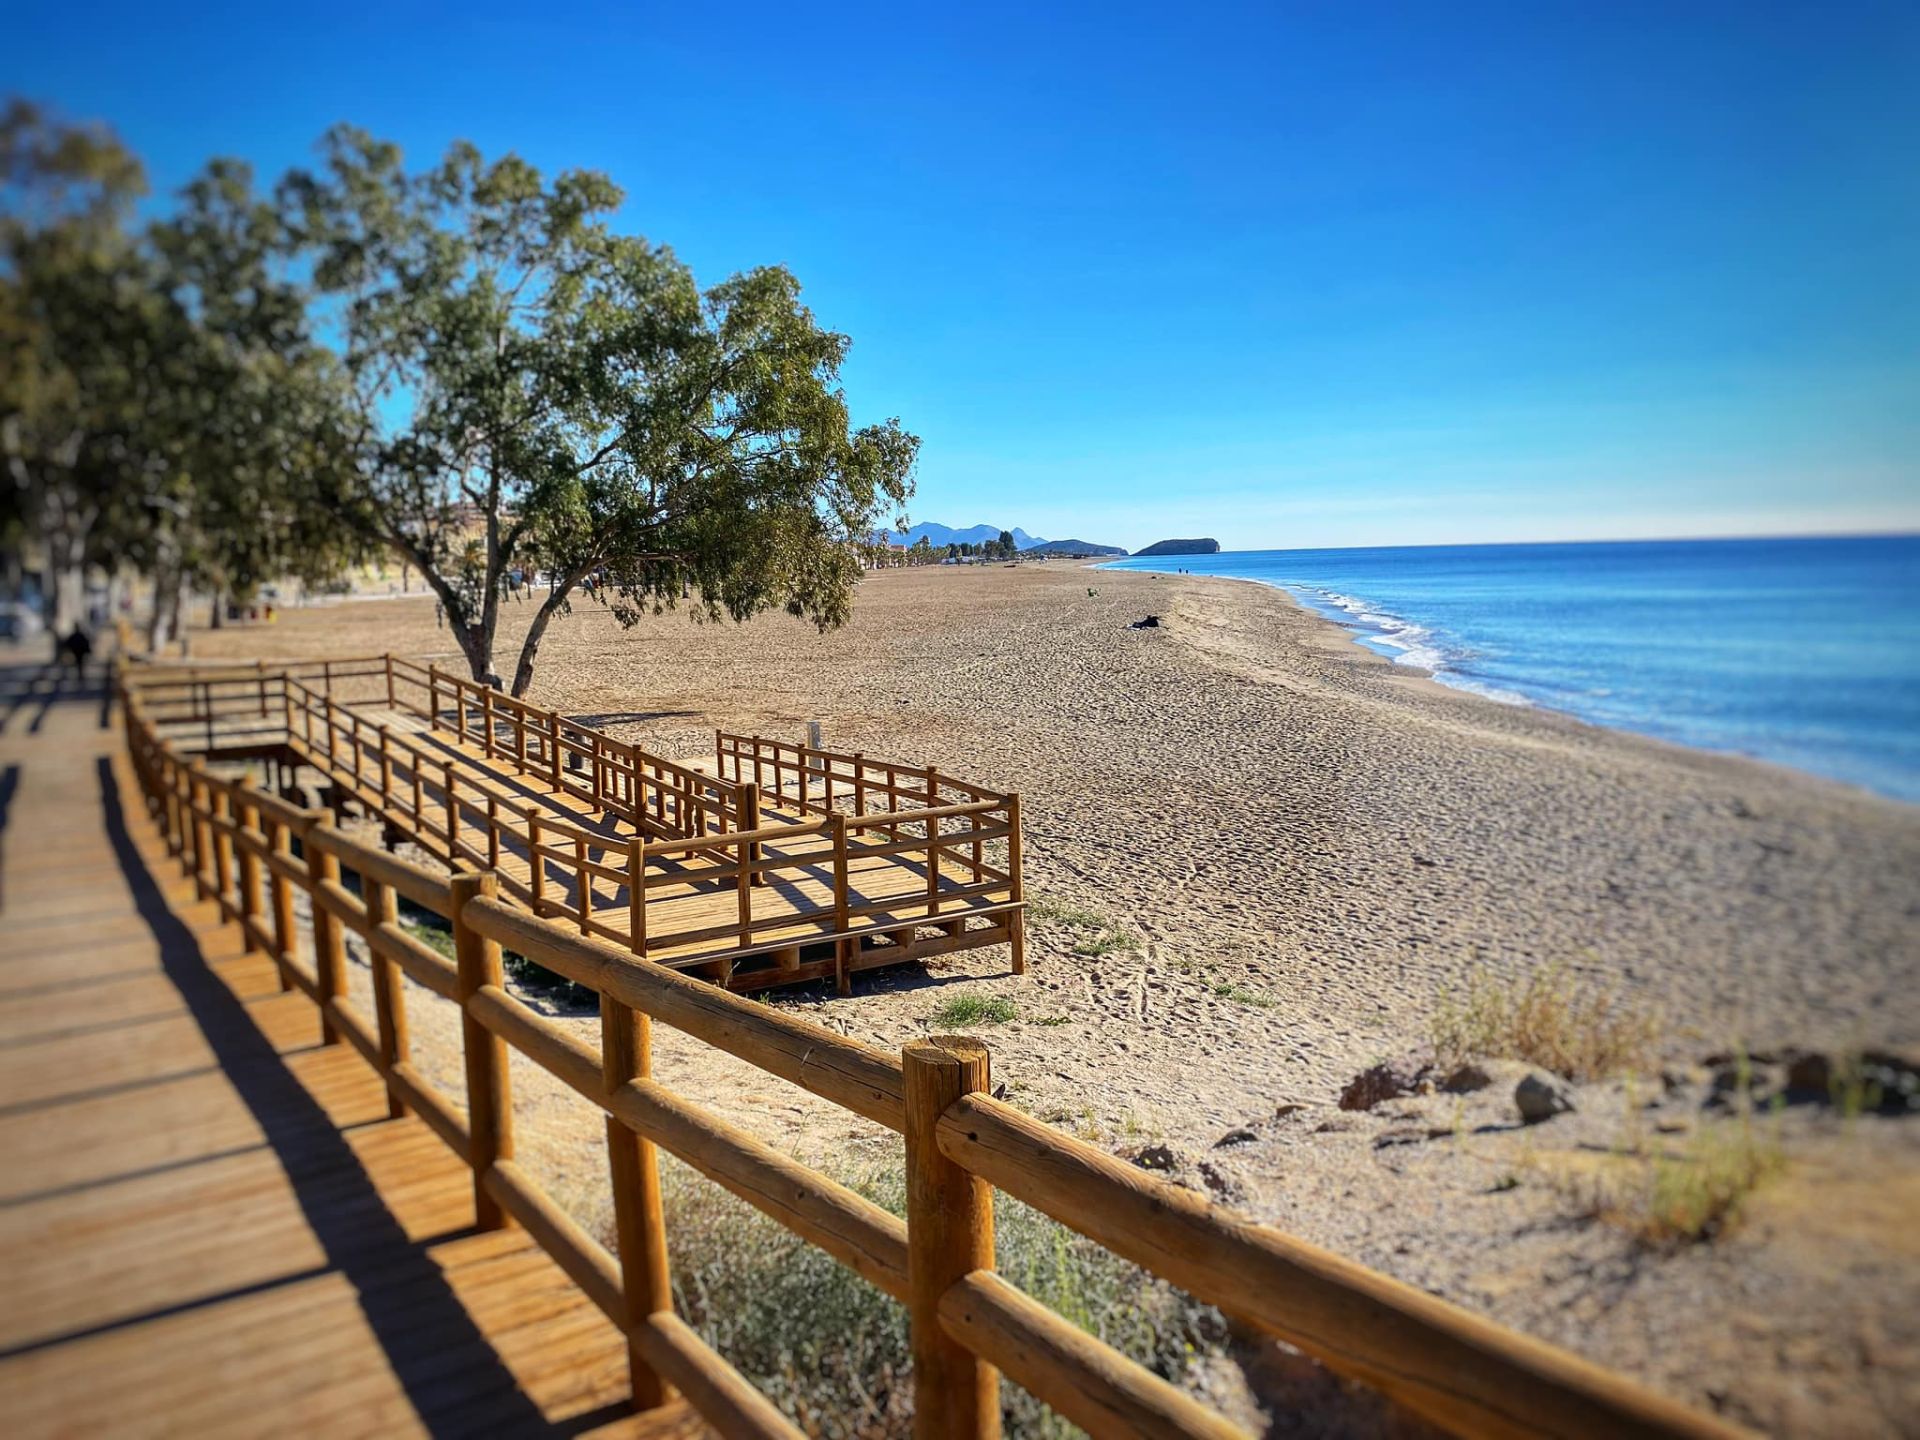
top-left (0, 659), bottom-right (707, 1438)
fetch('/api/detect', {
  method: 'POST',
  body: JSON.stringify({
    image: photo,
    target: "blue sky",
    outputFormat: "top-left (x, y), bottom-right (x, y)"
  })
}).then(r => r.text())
top-left (8, 2), bottom-right (1916, 551)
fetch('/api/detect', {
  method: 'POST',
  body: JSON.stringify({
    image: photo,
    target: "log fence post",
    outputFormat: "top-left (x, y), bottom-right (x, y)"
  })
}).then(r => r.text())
top-left (735, 831), bottom-right (752, 956)
top-left (741, 783), bottom-right (762, 888)
top-left (925, 766), bottom-right (941, 920)
top-left (1007, 794), bottom-right (1026, 974)
top-left (481, 686), bottom-right (494, 759)
top-left (576, 835), bottom-right (592, 936)
top-left (529, 815), bottom-right (545, 915)
top-left (628, 837), bottom-right (647, 954)
top-left (445, 766), bottom-right (460, 863)
top-left (379, 725), bottom-right (393, 811)
top-left (269, 814), bottom-right (297, 993)
top-left (903, 1037), bottom-right (999, 1440)
top-left (384, 653), bottom-right (396, 707)
top-left (189, 777), bottom-right (213, 901)
top-left (306, 810), bottom-right (346, 1045)
top-left (163, 753), bottom-right (184, 858)
top-left (364, 874), bottom-right (409, 1119)
top-left (833, 814), bottom-right (852, 997)
top-left (451, 870), bottom-right (513, 1229)
top-left (235, 777), bottom-right (264, 951)
top-left (602, 993), bottom-right (675, 1410)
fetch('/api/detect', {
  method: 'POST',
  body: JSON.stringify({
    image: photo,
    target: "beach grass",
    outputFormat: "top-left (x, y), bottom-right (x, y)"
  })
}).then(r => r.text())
top-left (1430, 962), bottom-right (1660, 1081)
top-left (1540, 1098), bottom-right (1786, 1247)
top-left (1027, 892), bottom-right (1141, 959)
top-left (652, 1156), bottom-right (1225, 1438)
top-left (929, 992), bottom-right (1019, 1027)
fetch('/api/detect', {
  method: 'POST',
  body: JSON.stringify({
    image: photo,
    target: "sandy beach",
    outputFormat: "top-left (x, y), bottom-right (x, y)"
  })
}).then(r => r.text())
top-left (183, 560), bottom-right (1920, 1435)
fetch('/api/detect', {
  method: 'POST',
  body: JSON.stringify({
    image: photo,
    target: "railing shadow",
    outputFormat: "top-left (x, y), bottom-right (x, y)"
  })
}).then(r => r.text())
top-left (93, 756), bottom-right (558, 1436)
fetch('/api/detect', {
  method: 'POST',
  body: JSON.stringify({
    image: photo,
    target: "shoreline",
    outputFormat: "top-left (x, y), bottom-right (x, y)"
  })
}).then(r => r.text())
top-left (1100, 555), bottom-right (1919, 812)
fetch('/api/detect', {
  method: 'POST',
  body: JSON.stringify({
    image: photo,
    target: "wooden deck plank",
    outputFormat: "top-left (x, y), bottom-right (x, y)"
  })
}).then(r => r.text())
top-left (0, 660), bottom-right (713, 1439)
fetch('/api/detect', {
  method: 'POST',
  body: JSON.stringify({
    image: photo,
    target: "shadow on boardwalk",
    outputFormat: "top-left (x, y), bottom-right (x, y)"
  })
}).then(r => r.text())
top-left (78, 755), bottom-right (563, 1434)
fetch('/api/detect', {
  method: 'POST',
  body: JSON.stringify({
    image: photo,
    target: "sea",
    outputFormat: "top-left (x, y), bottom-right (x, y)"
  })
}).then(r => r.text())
top-left (1102, 535), bottom-right (1920, 803)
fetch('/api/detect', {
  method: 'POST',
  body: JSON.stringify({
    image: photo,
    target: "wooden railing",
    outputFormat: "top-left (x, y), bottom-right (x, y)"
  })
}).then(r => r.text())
top-left (121, 656), bottom-right (1025, 989)
top-left (422, 663), bottom-right (742, 841)
top-left (119, 666), bottom-right (1745, 1440)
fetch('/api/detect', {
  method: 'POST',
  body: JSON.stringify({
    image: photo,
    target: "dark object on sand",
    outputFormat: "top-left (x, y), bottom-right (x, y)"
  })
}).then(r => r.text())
top-left (61, 627), bottom-right (92, 674)
top-left (1339, 1057), bottom-right (1430, 1110)
top-left (1515, 1070), bottom-right (1576, 1123)
top-left (1132, 614), bottom-right (1162, 629)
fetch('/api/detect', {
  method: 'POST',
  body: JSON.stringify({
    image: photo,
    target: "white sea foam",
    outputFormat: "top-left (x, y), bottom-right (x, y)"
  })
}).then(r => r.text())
top-left (1288, 585), bottom-right (1530, 706)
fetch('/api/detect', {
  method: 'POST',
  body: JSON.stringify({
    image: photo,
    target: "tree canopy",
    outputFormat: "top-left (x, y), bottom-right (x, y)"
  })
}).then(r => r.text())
top-left (284, 126), bottom-right (917, 694)
top-left (2, 105), bottom-right (916, 691)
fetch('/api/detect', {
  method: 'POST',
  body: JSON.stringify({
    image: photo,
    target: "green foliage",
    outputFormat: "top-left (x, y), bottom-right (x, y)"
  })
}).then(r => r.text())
top-left (1635, 1111), bottom-right (1785, 1244)
top-left (928, 993), bottom-right (1018, 1027)
top-left (1211, 983), bottom-right (1274, 1008)
top-left (5, 105), bottom-right (913, 683)
top-left (1429, 963), bottom-right (1661, 1081)
top-left (1, 100), bottom-right (165, 628)
top-left (1, 99), bottom-right (364, 637)
top-left (284, 126), bottom-right (918, 693)
top-left (1540, 1072), bottom-right (1786, 1247)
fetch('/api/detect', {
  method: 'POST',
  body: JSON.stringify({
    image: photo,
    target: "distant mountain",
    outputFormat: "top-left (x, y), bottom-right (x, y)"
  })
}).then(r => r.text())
top-left (1024, 538), bottom-right (1127, 557)
top-left (1134, 538), bottom-right (1221, 556)
top-left (885, 522), bottom-right (1044, 550)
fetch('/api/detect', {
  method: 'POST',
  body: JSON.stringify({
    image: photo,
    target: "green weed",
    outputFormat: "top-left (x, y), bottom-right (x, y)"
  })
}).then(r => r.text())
top-left (928, 993), bottom-right (1019, 1027)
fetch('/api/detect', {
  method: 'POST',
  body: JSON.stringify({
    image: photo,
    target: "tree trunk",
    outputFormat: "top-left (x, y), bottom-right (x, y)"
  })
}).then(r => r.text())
top-left (47, 530), bottom-right (87, 637)
top-left (508, 568), bottom-right (588, 698)
top-left (209, 587), bottom-right (225, 629)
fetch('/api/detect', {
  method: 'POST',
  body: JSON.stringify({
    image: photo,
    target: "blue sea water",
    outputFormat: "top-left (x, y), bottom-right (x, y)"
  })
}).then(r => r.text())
top-left (1103, 536), bottom-right (1920, 803)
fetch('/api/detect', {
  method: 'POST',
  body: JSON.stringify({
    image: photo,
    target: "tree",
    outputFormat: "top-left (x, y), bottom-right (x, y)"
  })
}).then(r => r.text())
top-left (144, 157), bottom-right (364, 639)
top-left (997, 529), bottom-right (1015, 557)
top-left (285, 128), bottom-right (917, 696)
top-left (2, 104), bottom-right (361, 645)
top-left (0, 100), bottom-right (162, 631)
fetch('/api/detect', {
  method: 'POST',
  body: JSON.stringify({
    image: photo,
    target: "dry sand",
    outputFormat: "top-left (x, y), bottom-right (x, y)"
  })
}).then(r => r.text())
top-left (186, 561), bottom-right (1920, 1436)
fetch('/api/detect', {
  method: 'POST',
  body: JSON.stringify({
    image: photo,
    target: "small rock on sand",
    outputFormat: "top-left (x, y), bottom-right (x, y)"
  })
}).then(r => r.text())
top-left (1515, 1071), bottom-right (1575, 1124)
top-left (1339, 1056), bottom-right (1431, 1111)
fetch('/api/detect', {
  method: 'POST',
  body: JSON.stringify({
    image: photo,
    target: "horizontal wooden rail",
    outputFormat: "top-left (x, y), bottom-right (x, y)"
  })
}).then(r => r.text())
top-left (468, 984), bottom-right (911, 1300)
top-left (939, 1270), bottom-right (1246, 1440)
top-left (936, 1094), bottom-right (1737, 1440)
top-left (462, 897), bottom-right (907, 1130)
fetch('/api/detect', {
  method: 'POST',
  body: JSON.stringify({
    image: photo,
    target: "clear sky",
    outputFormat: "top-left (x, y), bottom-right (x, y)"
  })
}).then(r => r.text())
top-left (8, 2), bottom-right (1917, 551)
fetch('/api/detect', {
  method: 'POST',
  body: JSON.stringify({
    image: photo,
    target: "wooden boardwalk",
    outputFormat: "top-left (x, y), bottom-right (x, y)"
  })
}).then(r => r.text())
top-left (0, 659), bottom-right (707, 1438)
top-left (127, 657), bottom-right (1024, 991)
